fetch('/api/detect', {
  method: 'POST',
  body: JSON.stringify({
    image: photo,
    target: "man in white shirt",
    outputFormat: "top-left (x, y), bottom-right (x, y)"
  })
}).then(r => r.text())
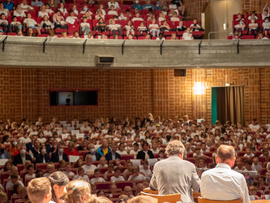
top-left (201, 145), bottom-right (250, 203)
top-left (82, 154), bottom-right (97, 175)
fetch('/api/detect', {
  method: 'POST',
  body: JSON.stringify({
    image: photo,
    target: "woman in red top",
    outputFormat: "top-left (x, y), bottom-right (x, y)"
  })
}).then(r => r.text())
top-left (64, 142), bottom-right (79, 157)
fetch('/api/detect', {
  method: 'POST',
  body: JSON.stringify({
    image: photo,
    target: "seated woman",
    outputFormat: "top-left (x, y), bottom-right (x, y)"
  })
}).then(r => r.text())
top-left (13, 4), bottom-right (26, 18)
top-left (83, 10), bottom-right (92, 20)
top-left (40, 15), bottom-right (54, 30)
top-left (71, 5), bottom-right (78, 15)
top-left (38, 5), bottom-right (49, 18)
top-left (97, 4), bottom-right (106, 16)
top-left (53, 10), bottom-right (67, 29)
top-left (58, 2), bottom-right (67, 16)
top-left (96, 18), bottom-right (107, 32)
top-left (108, 5), bottom-right (118, 16)
top-left (95, 9), bottom-right (104, 20)
top-left (149, 18), bottom-right (160, 37)
top-left (124, 20), bottom-right (135, 37)
top-left (170, 11), bottom-right (180, 22)
top-left (45, 3), bottom-right (54, 15)
top-left (160, 20), bottom-right (172, 32)
top-left (158, 12), bottom-right (166, 23)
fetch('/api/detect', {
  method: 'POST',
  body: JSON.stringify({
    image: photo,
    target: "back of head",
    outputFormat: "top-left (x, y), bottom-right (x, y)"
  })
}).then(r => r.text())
top-left (96, 196), bottom-right (113, 203)
top-left (217, 145), bottom-right (235, 164)
top-left (48, 171), bottom-right (69, 202)
top-left (165, 140), bottom-right (185, 157)
top-left (65, 180), bottom-right (92, 203)
top-left (127, 196), bottom-right (158, 203)
top-left (27, 177), bottom-right (51, 203)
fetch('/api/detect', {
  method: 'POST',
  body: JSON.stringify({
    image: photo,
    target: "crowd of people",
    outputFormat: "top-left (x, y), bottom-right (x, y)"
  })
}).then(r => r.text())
top-left (0, 114), bottom-right (269, 202)
top-left (231, 4), bottom-right (270, 40)
top-left (0, 0), bottom-right (204, 40)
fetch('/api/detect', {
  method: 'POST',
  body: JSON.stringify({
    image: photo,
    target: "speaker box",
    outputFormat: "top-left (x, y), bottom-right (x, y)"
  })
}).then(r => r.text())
top-left (174, 69), bottom-right (186, 77)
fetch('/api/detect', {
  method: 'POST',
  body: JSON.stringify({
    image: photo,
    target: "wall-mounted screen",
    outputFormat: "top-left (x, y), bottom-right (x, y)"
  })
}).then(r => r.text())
top-left (49, 90), bottom-right (98, 106)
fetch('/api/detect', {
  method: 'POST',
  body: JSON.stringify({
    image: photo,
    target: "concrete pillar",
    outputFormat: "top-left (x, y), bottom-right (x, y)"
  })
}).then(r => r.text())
top-left (210, 0), bottom-right (242, 39)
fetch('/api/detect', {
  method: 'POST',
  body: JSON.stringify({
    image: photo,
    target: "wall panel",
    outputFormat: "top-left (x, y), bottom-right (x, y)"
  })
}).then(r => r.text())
top-left (0, 67), bottom-right (268, 124)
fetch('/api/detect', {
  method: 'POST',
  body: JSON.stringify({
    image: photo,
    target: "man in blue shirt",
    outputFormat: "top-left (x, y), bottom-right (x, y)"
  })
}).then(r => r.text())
top-left (4, 0), bottom-right (13, 10)
top-left (143, 0), bottom-right (154, 10)
top-left (132, 0), bottom-right (143, 10)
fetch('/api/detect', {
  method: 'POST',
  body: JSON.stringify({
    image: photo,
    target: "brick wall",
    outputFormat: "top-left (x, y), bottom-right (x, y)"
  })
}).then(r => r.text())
top-left (183, 0), bottom-right (209, 20)
top-left (0, 67), bottom-right (269, 124)
top-left (242, 0), bottom-right (267, 12)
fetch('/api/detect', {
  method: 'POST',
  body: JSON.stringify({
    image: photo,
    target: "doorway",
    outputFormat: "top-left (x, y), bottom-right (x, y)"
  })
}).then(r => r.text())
top-left (211, 86), bottom-right (245, 125)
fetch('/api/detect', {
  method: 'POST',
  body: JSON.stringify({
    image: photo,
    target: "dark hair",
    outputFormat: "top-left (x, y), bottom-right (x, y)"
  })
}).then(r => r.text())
top-left (13, 183), bottom-right (21, 194)
top-left (27, 164), bottom-right (34, 170)
top-left (48, 171), bottom-right (69, 202)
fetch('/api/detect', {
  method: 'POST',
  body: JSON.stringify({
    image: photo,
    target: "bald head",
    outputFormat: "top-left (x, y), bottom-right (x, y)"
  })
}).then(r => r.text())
top-left (216, 145), bottom-right (235, 166)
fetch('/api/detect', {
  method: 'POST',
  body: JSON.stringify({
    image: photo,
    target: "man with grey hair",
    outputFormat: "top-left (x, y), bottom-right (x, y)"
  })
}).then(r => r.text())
top-left (149, 140), bottom-right (200, 203)
top-left (201, 145), bottom-right (250, 203)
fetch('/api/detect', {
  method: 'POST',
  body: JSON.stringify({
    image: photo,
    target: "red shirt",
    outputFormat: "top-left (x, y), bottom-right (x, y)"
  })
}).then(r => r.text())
top-left (64, 149), bottom-right (79, 157)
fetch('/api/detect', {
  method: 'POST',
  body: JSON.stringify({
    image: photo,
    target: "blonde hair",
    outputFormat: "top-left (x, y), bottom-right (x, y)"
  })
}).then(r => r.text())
top-left (27, 177), bottom-right (51, 203)
top-left (127, 196), bottom-right (158, 203)
top-left (65, 180), bottom-right (93, 203)
top-left (165, 140), bottom-right (185, 156)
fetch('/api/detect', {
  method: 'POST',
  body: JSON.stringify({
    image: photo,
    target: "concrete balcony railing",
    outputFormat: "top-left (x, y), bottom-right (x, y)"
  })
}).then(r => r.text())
top-left (1, 35), bottom-right (270, 68)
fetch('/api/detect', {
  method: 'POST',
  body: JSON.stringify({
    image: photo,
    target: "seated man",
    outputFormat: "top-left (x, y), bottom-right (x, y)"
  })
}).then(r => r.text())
top-left (150, 140), bottom-right (200, 202)
top-left (13, 144), bottom-right (32, 166)
top-left (27, 177), bottom-right (52, 203)
top-left (50, 142), bottom-right (69, 162)
top-left (201, 145), bottom-right (250, 203)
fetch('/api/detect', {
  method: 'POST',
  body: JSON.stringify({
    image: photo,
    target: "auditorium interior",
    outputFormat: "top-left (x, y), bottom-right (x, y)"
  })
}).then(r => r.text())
top-left (1, 0), bottom-right (270, 202)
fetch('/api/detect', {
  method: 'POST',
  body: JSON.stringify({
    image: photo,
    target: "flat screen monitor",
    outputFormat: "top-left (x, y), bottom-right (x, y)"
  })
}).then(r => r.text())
top-left (49, 90), bottom-right (98, 106)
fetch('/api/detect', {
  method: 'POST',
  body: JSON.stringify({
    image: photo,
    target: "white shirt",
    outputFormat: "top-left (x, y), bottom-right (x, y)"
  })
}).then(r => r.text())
top-left (110, 175), bottom-right (125, 183)
top-left (82, 164), bottom-right (97, 175)
top-left (19, 136), bottom-right (31, 144)
top-left (38, 11), bottom-right (49, 18)
top-left (108, 2), bottom-right (120, 9)
top-left (23, 18), bottom-right (37, 27)
top-left (20, 3), bottom-right (33, 10)
top-left (13, 10), bottom-right (26, 18)
top-left (183, 32), bottom-right (193, 40)
top-left (90, 177), bottom-right (105, 184)
top-left (73, 175), bottom-right (90, 182)
top-left (128, 174), bottom-right (146, 181)
top-left (201, 163), bottom-right (250, 203)
top-left (6, 180), bottom-right (24, 190)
